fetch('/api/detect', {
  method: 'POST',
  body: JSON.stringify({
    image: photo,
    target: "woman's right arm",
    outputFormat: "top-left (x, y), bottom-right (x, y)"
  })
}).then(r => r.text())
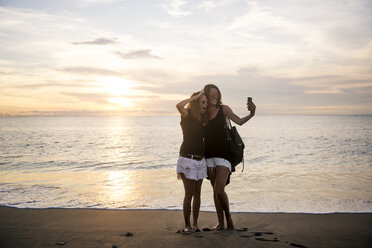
top-left (222, 102), bottom-right (256, 126)
top-left (176, 91), bottom-right (203, 118)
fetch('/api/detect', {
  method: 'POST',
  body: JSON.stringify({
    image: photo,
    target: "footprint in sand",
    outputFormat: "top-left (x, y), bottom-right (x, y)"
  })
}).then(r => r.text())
top-left (255, 237), bottom-right (279, 242)
top-left (254, 231), bottom-right (274, 236)
top-left (290, 243), bottom-right (307, 248)
top-left (240, 235), bottom-right (254, 238)
top-left (238, 230), bottom-right (306, 248)
top-left (120, 232), bottom-right (134, 237)
top-left (240, 231), bottom-right (275, 239)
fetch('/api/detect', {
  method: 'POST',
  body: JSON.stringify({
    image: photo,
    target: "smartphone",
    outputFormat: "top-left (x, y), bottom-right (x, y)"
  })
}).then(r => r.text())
top-left (247, 97), bottom-right (252, 111)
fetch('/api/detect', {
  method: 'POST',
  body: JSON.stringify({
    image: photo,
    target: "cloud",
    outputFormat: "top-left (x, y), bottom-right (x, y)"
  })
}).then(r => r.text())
top-left (281, 0), bottom-right (372, 49)
top-left (224, 1), bottom-right (300, 43)
top-left (143, 67), bottom-right (372, 115)
top-left (79, 0), bottom-right (121, 3)
top-left (12, 82), bottom-right (91, 89)
top-left (304, 82), bottom-right (372, 95)
top-left (163, 0), bottom-right (191, 17)
top-left (289, 75), bottom-right (372, 95)
top-left (62, 92), bottom-right (111, 104)
top-left (114, 49), bottom-right (161, 59)
top-left (0, 7), bottom-right (120, 71)
top-left (0, 109), bottom-right (140, 117)
top-left (72, 37), bottom-right (118, 45)
top-left (197, 1), bottom-right (216, 11)
top-left (58, 66), bottom-right (120, 76)
top-left (62, 91), bottom-right (151, 106)
top-left (305, 89), bottom-right (343, 95)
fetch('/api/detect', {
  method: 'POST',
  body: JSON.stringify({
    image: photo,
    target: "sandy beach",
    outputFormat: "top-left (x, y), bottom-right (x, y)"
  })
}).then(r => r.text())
top-left (0, 206), bottom-right (371, 248)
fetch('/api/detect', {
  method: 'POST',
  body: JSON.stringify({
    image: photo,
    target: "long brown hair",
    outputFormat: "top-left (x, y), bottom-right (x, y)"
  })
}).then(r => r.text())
top-left (203, 84), bottom-right (223, 106)
top-left (186, 91), bottom-right (206, 123)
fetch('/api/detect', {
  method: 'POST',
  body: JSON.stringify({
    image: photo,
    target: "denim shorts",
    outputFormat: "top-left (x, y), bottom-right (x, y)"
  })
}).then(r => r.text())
top-left (206, 157), bottom-right (232, 172)
top-left (177, 156), bottom-right (207, 181)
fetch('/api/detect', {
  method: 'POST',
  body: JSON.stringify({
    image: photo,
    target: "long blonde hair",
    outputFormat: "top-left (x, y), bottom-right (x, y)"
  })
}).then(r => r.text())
top-left (186, 91), bottom-right (205, 123)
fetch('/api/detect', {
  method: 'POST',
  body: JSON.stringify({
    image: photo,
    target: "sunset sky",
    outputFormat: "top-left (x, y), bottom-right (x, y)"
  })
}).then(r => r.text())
top-left (0, 0), bottom-right (371, 116)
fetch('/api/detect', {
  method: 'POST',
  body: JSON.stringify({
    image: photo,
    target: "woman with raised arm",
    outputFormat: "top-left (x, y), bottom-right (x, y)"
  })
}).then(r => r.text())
top-left (203, 84), bottom-right (256, 230)
top-left (176, 90), bottom-right (208, 232)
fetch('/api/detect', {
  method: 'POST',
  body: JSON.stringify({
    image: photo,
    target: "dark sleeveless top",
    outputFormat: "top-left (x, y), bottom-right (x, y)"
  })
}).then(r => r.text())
top-left (204, 107), bottom-right (231, 161)
top-left (179, 109), bottom-right (204, 156)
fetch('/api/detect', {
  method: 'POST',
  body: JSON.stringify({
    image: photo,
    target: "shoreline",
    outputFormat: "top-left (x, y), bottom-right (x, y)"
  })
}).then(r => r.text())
top-left (1, 206), bottom-right (371, 248)
top-left (1, 205), bottom-right (372, 215)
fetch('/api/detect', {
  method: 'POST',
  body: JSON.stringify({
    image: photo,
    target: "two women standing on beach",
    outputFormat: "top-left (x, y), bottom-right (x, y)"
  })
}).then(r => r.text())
top-left (176, 84), bottom-right (256, 232)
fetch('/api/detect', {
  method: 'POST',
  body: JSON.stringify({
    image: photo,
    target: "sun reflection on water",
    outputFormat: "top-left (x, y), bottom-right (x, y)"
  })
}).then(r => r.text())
top-left (104, 170), bottom-right (133, 202)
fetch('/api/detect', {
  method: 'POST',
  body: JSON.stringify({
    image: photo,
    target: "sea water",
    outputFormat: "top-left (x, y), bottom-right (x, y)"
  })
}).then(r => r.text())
top-left (0, 115), bottom-right (371, 213)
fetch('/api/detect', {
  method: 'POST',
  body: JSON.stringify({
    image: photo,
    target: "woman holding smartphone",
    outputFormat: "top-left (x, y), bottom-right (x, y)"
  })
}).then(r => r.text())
top-left (203, 84), bottom-right (256, 230)
top-left (176, 90), bottom-right (208, 232)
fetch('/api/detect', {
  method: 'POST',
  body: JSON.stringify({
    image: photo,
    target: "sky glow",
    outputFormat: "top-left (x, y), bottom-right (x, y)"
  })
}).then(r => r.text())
top-left (0, 0), bottom-right (371, 116)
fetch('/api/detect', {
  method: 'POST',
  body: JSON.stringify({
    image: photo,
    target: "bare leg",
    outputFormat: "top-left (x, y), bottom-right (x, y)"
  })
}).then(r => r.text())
top-left (180, 174), bottom-right (196, 232)
top-left (192, 179), bottom-right (203, 230)
top-left (208, 167), bottom-right (224, 230)
top-left (214, 166), bottom-right (234, 230)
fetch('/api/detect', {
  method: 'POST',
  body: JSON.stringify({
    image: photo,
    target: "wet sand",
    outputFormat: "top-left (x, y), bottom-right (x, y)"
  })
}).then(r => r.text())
top-left (0, 206), bottom-right (371, 248)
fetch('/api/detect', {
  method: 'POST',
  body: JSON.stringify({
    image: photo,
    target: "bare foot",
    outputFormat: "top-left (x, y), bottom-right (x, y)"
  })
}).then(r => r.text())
top-left (227, 216), bottom-right (234, 230)
top-left (212, 223), bottom-right (224, 231)
top-left (183, 226), bottom-right (194, 233)
top-left (192, 225), bottom-right (201, 232)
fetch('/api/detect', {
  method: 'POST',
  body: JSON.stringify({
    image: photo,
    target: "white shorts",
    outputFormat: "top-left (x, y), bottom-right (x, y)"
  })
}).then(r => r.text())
top-left (206, 157), bottom-right (232, 172)
top-left (177, 156), bottom-right (207, 181)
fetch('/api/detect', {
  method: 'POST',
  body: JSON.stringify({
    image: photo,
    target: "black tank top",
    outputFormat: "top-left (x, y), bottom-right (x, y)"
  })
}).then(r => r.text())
top-left (179, 109), bottom-right (204, 156)
top-left (204, 107), bottom-right (231, 161)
